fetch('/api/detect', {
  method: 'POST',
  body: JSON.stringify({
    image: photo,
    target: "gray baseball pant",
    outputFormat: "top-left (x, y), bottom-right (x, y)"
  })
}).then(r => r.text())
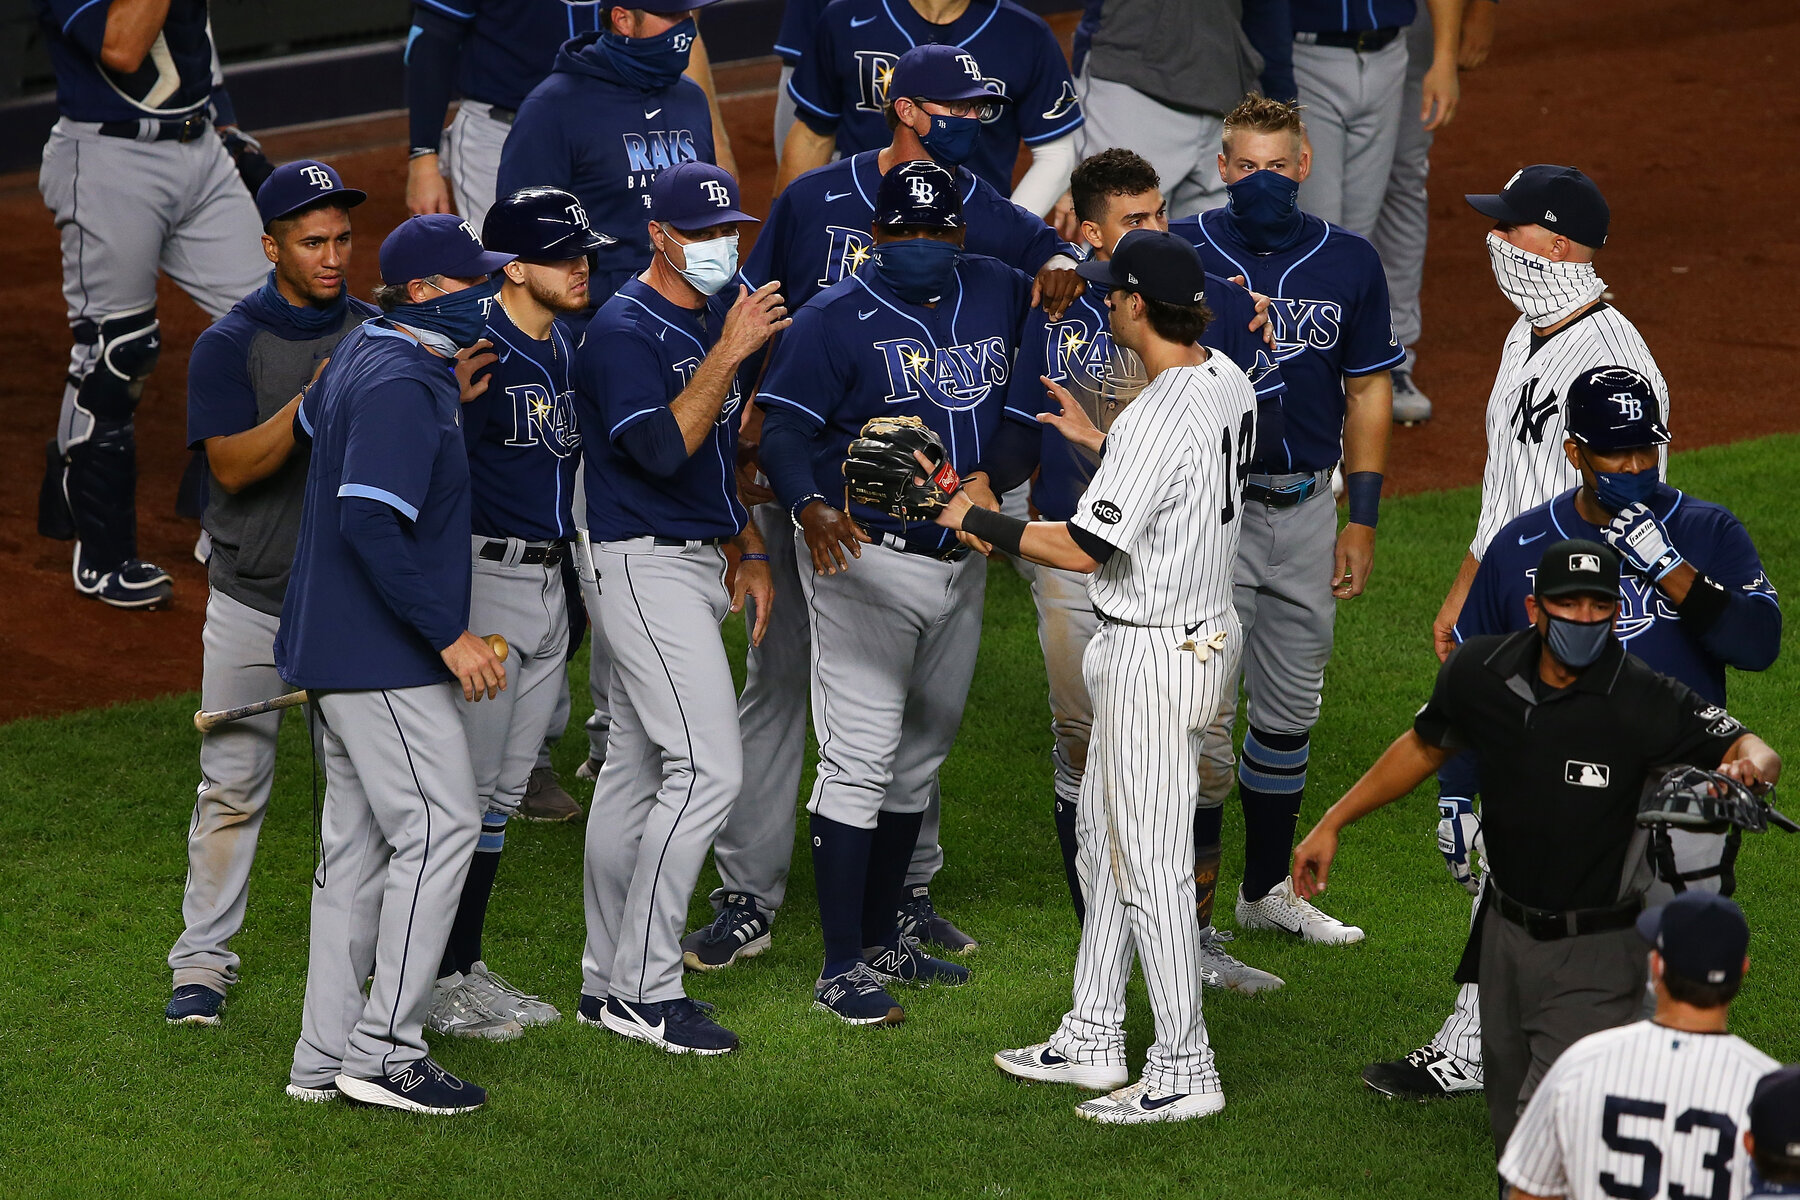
top-left (773, 65), bottom-right (797, 162)
top-left (582, 540), bottom-right (741, 1004)
top-left (1292, 35), bottom-right (1409, 238)
top-left (1032, 562), bottom-right (1099, 807)
top-left (169, 589), bottom-right (322, 993)
top-left (441, 100), bottom-right (510, 232)
top-left (290, 683), bottom-right (480, 1088)
top-left (1370, 13), bottom-right (1435, 352)
top-left (1078, 67), bottom-right (1227, 218)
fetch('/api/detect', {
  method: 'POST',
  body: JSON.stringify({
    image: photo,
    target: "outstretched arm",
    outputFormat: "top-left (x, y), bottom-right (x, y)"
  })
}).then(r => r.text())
top-left (1292, 730), bottom-right (1454, 898)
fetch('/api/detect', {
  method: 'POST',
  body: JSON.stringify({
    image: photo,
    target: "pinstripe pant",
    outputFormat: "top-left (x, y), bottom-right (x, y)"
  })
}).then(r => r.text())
top-left (1049, 616), bottom-right (1239, 1095)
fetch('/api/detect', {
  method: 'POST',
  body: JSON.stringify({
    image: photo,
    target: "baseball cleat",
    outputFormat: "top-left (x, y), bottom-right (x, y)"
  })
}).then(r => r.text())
top-left (994, 1043), bottom-right (1128, 1091)
top-left (814, 963), bottom-right (905, 1026)
top-left (1075, 1080), bottom-right (1226, 1125)
top-left (1391, 351), bottom-right (1432, 425)
top-left (285, 1081), bottom-right (339, 1103)
top-left (576, 993), bottom-right (608, 1028)
top-left (1362, 1046), bottom-right (1484, 1100)
top-left (863, 936), bottom-right (971, 987)
top-left (601, 995), bottom-right (739, 1055)
top-left (165, 984), bottom-right (224, 1026)
top-left (75, 551), bottom-right (173, 610)
top-left (896, 886), bottom-right (979, 954)
top-left (426, 973), bottom-right (525, 1041)
top-left (682, 893), bottom-right (773, 971)
top-left (1197, 928), bottom-right (1285, 994)
top-left (519, 766), bottom-right (582, 822)
top-left (465, 962), bottom-right (560, 1027)
top-left (1235, 878), bottom-right (1365, 944)
top-left (336, 1058), bottom-right (485, 1115)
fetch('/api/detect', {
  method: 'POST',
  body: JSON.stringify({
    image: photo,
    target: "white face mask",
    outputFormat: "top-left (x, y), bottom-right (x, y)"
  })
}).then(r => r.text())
top-left (1486, 231), bottom-right (1607, 327)
top-left (666, 231), bottom-right (739, 297)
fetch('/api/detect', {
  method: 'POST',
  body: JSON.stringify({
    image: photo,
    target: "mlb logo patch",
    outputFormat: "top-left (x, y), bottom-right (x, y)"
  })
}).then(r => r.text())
top-left (1566, 761), bottom-right (1610, 788)
top-left (1570, 553), bottom-right (1601, 573)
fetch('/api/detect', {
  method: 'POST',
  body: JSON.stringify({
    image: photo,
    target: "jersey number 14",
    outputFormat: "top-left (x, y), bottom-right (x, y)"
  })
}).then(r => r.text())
top-left (1217, 411), bottom-right (1255, 525)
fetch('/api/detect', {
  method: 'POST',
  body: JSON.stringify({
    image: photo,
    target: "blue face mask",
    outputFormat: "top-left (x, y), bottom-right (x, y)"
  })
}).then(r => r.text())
top-left (388, 275), bottom-right (501, 351)
top-left (918, 113), bottom-right (982, 168)
top-left (1592, 466), bottom-right (1659, 513)
top-left (598, 17), bottom-right (696, 92)
top-left (1225, 169), bottom-right (1305, 254)
top-left (873, 237), bottom-right (960, 304)
top-left (1544, 614), bottom-right (1613, 670)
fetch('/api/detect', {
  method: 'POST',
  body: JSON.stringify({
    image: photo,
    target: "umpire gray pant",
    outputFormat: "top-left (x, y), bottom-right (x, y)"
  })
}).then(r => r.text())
top-left (1293, 35), bottom-right (1409, 238)
top-left (290, 683), bottom-right (479, 1088)
top-left (583, 540), bottom-right (741, 1004)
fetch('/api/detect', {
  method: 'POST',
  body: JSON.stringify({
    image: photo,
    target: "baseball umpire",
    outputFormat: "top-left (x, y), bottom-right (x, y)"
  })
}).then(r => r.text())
top-left (280, 214), bottom-right (512, 1114)
top-left (165, 161), bottom-right (372, 1027)
top-left (1292, 537), bottom-right (1782, 1156)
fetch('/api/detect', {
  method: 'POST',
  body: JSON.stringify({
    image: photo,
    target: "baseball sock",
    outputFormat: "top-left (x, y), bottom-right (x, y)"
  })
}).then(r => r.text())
top-left (440, 814), bottom-right (507, 979)
top-left (863, 808), bottom-right (926, 951)
top-left (810, 813), bottom-right (876, 978)
top-left (1193, 804), bottom-right (1224, 929)
top-left (1054, 795), bottom-right (1084, 924)
top-left (1238, 727), bottom-right (1309, 901)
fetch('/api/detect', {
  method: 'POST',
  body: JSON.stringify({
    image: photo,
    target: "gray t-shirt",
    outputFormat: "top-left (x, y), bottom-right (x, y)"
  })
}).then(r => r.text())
top-left (1086, 0), bottom-right (1264, 116)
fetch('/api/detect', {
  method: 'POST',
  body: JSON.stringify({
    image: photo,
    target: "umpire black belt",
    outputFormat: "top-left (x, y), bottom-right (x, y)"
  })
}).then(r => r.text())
top-left (878, 532), bottom-right (970, 563)
top-left (477, 538), bottom-right (565, 566)
top-left (1490, 885), bottom-right (1642, 942)
top-left (1295, 27), bottom-right (1403, 51)
top-left (1244, 470), bottom-right (1332, 509)
top-left (98, 112), bottom-right (212, 143)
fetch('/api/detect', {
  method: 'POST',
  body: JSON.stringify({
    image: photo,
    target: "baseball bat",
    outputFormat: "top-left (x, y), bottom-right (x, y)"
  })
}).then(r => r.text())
top-left (192, 635), bottom-right (509, 732)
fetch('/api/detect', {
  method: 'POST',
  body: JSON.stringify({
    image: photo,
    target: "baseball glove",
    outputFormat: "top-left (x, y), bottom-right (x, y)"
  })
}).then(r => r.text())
top-left (1637, 765), bottom-right (1775, 833)
top-left (842, 415), bottom-right (960, 521)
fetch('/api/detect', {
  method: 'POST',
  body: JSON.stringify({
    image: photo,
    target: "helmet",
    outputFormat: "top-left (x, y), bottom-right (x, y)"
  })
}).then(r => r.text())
top-left (1565, 365), bottom-right (1668, 451)
top-left (482, 187), bottom-right (615, 261)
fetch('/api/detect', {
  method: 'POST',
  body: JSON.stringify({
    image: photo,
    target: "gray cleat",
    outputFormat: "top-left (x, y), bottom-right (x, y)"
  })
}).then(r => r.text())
top-left (426, 973), bottom-right (525, 1042)
top-left (1197, 927), bottom-right (1285, 994)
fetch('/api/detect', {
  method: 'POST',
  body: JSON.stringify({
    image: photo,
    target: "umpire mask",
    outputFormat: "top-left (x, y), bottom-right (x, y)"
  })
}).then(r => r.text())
top-left (1486, 232), bottom-right (1607, 327)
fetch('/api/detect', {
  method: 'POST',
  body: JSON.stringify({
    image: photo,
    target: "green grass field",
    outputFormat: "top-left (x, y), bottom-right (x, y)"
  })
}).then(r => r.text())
top-left (5, 437), bottom-right (1798, 1199)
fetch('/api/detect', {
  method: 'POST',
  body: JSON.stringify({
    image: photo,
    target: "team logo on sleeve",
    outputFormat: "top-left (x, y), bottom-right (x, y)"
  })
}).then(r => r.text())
top-left (1565, 761), bottom-right (1611, 788)
top-left (502, 385), bottom-right (580, 458)
top-left (1042, 80), bottom-right (1079, 121)
top-left (873, 336), bottom-right (1009, 411)
top-left (1089, 499), bottom-right (1122, 525)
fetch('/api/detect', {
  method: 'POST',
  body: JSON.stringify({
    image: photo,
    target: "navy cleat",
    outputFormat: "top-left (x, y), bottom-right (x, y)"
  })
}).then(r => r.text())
top-left (576, 993), bottom-right (608, 1028)
top-left (336, 1057), bottom-right (486, 1115)
top-left (863, 936), bottom-right (971, 987)
top-left (681, 893), bottom-right (773, 971)
top-left (601, 995), bottom-right (739, 1055)
top-left (165, 984), bottom-right (224, 1026)
top-left (896, 886), bottom-right (979, 954)
top-left (77, 553), bottom-right (172, 610)
top-left (814, 963), bottom-right (905, 1027)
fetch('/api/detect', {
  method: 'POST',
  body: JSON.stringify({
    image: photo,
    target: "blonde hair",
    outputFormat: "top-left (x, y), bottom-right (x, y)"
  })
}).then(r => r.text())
top-left (1221, 94), bottom-right (1306, 155)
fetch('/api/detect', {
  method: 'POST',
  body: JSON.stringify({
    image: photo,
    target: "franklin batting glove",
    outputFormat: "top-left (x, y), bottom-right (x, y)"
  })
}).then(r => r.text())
top-left (1604, 502), bottom-right (1685, 583)
top-left (1436, 795), bottom-right (1482, 895)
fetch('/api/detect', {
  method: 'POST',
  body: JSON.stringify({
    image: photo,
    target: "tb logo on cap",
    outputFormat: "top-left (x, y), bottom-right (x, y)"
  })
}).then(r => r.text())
top-left (956, 52), bottom-right (982, 81)
top-left (301, 165), bottom-right (334, 190)
top-left (701, 180), bottom-right (732, 208)
top-left (1570, 553), bottom-right (1601, 573)
top-left (1610, 391), bottom-right (1644, 421)
top-left (908, 175), bottom-right (937, 205)
top-left (458, 219), bottom-right (481, 244)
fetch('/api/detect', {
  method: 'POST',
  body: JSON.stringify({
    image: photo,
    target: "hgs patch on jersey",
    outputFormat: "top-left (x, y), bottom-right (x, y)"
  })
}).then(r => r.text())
top-left (874, 336), bottom-right (1009, 410)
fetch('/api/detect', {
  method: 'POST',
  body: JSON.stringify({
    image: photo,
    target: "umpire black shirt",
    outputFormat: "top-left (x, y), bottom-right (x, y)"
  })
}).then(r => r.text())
top-left (1414, 630), bottom-right (1747, 913)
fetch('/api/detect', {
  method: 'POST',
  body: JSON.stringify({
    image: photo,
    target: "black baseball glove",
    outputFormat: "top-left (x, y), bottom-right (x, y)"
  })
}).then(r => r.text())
top-left (1637, 765), bottom-right (1780, 834)
top-left (842, 415), bottom-right (960, 521)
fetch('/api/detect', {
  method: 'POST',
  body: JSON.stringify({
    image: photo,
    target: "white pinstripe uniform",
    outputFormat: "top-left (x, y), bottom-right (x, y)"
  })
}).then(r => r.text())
top-left (1046, 354), bottom-right (1256, 1099)
top-left (1499, 1021), bottom-right (1776, 1200)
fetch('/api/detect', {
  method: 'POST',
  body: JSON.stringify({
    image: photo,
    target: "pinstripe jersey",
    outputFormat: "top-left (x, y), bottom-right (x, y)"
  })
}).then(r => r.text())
top-left (1472, 304), bottom-right (1670, 559)
top-left (1069, 355), bottom-right (1256, 628)
top-left (1499, 1020), bottom-right (1777, 1200)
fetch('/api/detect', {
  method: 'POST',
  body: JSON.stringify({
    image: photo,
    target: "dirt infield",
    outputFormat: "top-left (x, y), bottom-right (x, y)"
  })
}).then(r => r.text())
top-left (1, 0), bottom-right (1795, 722)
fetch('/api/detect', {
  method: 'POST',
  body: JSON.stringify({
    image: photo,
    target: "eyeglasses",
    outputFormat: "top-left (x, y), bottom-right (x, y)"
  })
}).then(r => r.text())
top-left (923, 97), bottom-right (1000, 122)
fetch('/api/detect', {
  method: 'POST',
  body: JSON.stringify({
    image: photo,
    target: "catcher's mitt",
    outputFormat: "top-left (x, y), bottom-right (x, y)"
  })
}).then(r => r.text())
top-left (842, 415), bottom-right (960, 521)
top-left (1637, 765), bottom-right (1774, 834)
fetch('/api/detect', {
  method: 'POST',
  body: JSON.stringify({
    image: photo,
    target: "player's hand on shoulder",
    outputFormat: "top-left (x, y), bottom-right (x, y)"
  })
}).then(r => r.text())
top-left (1036, 375), bottom-right (1105, 453)
top-left (454, 339), bottom-right (498, 404)
top-left (1229, 276), bottom-right (1278, 350)
top-left (1333, 521), bottom-right (1376, 599)
top-left (718, 282), bottom-right (792, 363)
top-left (1032, 265), bottom-right (1084, 323)
top-left (799, 501), bottom-right (869, 576)
top-left (406, 154), bottom-right (455, 215)
top-left (442, 630), bottom-right (507, 702)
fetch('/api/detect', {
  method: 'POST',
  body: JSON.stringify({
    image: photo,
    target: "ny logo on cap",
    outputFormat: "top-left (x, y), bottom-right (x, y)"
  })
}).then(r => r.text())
top-left (458, 219), bottom-right (480, 244)
top-left (567, 202), bottom-right (591, 229)
top-left (956, 52), bottom-right (982, 80)
top-left (301, 165), bottom-right (334, 190)
top-left (908, 175), bottom-right (937, 205)
top-left (702, 180), bottom-right (732, 208)
top-left (1571, 553), bottom-right (1601, 573)
top-left (1505, 168), bottom-right (1524, 190)
top-left (1610, 391), bottom-right (1643, 421)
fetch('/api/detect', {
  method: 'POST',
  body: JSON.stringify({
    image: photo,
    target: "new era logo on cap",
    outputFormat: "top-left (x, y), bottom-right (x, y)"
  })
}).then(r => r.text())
top-left (1571, 553), bottom-right (1601, 573)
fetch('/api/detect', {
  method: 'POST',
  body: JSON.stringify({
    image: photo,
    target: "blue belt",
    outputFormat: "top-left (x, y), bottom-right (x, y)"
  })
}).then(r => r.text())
top-left (1243, 470), bottom-right (1331, 509)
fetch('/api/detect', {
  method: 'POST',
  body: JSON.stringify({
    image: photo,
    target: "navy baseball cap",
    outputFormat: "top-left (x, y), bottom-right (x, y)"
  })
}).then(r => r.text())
top-left (887, 44), bottom-right (1011, 109)
top-left (256, 159), bottom-right (366, 227)
top-left (1565, 366), bottom-right (1670, 451)
top-left (1750, 1067), bottom-right (1800, 1168)
top-left (599, 0), bottom-right (724, 14)
top-left (379, 214), bottom-right (514, 286)
top-left (1637, 891), bottom-right (1750, 988)
top-left (1076, 229), bottom-right (1207, 306)
top-left (649, 162), bottom-right (758, 230)
top-left (1467, 164), bottom-right (1610, 248)
top-left (1533, 538), bottom-right (1620, 601)
top-left (874, 160), bottom-right (964, 229)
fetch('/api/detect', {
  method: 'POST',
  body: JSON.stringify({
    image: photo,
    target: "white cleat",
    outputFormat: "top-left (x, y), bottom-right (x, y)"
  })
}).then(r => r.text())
top-left (994, 1043), bottom-right (1129, 1091)
top-left (1235, 878), bottom-right (1365, 945)
top-left (285, 1082), bottom-right (339, 1103)
top-left (1075, 1079), bottom-right (1226, 1125)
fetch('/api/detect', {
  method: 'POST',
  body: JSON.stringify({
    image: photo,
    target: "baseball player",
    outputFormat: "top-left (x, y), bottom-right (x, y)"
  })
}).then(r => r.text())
top-left (1168, 95), bottom-right (1400, 944)
top-left (33, 0), bottom-right (272, 608)
top-left (777, 0), bottom-right (1084, 215)
top-left (1018, 148), bottom-right (1286, 996)
top-left (419, 187), bottom-right (614, 1042)
top-left (1501, 893), bottom-right (1775, 1200)
top-left (1363, 368), bottom-right (1781, 1101)
top-left (973, 229), bottom-right (1256, 1123)
top-left (1747, 1068), bottom-right (1800, 1198)
top-left (771, 0), bottom-right (827, 160)
top-left (752, 161), bottom-right (1037, 1025)
top-left (280, 215), bottom-right (513, 1113)
top-left (164, 161), bottom-right (373, 1027)
top-left (1434, 164), bottom-right (1671, 660)
top-left (569, 163), bottom-right (782, 1056)
top-left (679, 43), bottom-right (1080, 973)
top-left (496, 1), bottom-right (724, 316)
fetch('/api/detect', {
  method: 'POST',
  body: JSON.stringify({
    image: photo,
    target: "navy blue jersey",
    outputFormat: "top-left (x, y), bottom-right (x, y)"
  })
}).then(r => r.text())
top-left (1171, 209), bottom-right (1401, 473)
top-left (757, 252), bottom-right (1036, 550)
top-left (462, 302), bottom-right (580, 542)
top-left (1290, 0), bottom-right (1418, 31)
top-left (277, 324), bottom-right (472, 690)
top-left (413, 0), bottom-right (603, 110)
top-left (788, 0), bottom-right (1084, 197)
top-left (1456, 486), bottom-right (1781, 708)
top-left (740, 150), bottom-right (1068, 311)
top-left (497, 33), bottom-right (716, 306)
top-left (775, 0), bottom-right (828, 65)
top-left (573, 278), bottom-right (746, 542)
top-left (1026, 275), bottom-right (1286, 522)
top-left (37, 0), bottom-right (218, 122)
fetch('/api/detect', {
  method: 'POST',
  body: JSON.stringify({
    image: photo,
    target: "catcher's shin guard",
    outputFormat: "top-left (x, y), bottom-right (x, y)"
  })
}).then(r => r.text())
top-left (39, 436), bottom-right (75, 540)
top-left (67, 417), bottom-right (143, 582)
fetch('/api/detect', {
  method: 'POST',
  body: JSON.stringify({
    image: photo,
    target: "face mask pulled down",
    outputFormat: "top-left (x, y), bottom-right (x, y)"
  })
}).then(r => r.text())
top-left (390, 276), bottom-right (502, 355)
top-left (665, 232), bottom-right (739, 296)
top-left (1486, 232), bottom-right (1607, 327)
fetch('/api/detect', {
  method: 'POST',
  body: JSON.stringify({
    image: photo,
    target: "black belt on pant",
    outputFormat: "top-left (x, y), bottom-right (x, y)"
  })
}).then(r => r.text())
top-left (477, 538), bottom-right (565, 565)
top-left (98, 112), bottom-right (212, 142)
top-left (1243, 471), bottom-right (1328, 508)
top-left (1295, 27), bottom-right (1403, 51)
top-left (1490, 886), bottom-right (1642, 941)
top-left (487, 106), bottom-right (517, 125)
top-left (652, 535), bottom-right (730, 548)
top-left (878, 532), bottom-right (970, 562)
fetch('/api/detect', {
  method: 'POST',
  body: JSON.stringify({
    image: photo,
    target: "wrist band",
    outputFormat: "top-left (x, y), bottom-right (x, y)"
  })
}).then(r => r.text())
top-left (1345, 471), bottom-right (1383, 528)
top-left (740, 552), bottom-right (770, 562)
top-left (791, 493), bottom-right (827, 528)
top-left (961, 505), bottom-right (1028, 558)
top-left (409, 147), bottom-right (440, 160)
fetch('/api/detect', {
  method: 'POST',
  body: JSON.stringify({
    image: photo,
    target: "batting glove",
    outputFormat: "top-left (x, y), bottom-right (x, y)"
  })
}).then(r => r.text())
top-left (1437, 795), bottom-right (1483, 895)
top-left (1603, 502), bottom-right (1685, 583)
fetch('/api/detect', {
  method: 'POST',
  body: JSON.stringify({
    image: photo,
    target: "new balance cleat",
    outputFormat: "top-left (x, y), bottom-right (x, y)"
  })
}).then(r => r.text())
top-left (863, 936), bottom-right (971, 987)
top-left (814, 963), bottom-right (905, 1026)
top-left (994, 1043), bottom-right (1128, 1091)
top-left (337, 1058), bottom-right (485, 1115)
top-left (1235, 878), bottom-right (1365, 944)
top-left (681, 893), bottom-right (773, 971)
top-left (285, 1081), bottom-right (339, 1103)
top-left (1075, 1080), bottom-right (1226, 1125)
top-left (601, 995), bottom-right (738, 1055)
top-left (896, 886), bottom-right (978, 953)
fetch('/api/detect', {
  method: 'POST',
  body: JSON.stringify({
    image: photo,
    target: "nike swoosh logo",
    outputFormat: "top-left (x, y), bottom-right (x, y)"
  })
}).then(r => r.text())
top-left (1139, 1093), bottom-right (1186, 1111)
top-left (824, 190), bottom-right (851, 202)
top-left (858, 309), bottom-right (878, 320)
top-left (850, 15), bottom-right (876, 26)
top-left (1518, 530), bottom-right (1547, 546)
top-left (645, 108), bottom-right (662, 119)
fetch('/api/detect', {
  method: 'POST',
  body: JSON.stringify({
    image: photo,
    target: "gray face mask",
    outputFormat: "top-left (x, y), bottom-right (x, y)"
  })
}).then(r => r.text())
top-left (1544, 615), bottom-right (1612, 669)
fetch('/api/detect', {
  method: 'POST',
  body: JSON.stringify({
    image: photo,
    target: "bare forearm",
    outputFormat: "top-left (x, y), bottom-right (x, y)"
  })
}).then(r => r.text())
top-left (775, 124), bottom-right (835, 195)
top-left (204, 394), bottom-right (302, 493)
top-left (1725, 734), bottom-right (1782, 785)
top-left (1018, 522), bottom-right (1100, 573)
top-left (686, 35), bottom-right (738, 177)
top-left (1342, 374), bottom-right (1392, 475)
top-left (670, 352), bottom-right (744, 452)
top-left (101, 0), bottom-right (171, 72)
top-left (736, 511), bottom-right (767, 554)
top-left (1320, 730), bottom-right (1452, 833)
top-left (1426, 0), bottom-right (1463, 64)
